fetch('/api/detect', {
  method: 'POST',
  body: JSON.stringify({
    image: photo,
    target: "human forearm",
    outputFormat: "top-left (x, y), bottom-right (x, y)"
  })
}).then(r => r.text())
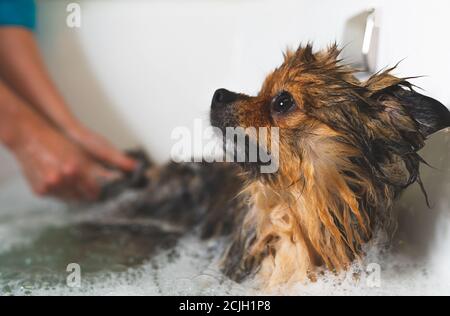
top-left (0, 27), bottom-right (137, 171)
top-left (0, 79), bottom-right (45, 150)
top-left (0, 27), bottom-right (79, 131)
top-left (0, 79), bottom-right (120, 200)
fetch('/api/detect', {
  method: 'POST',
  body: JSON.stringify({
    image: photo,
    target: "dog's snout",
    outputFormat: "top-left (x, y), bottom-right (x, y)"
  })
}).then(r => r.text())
top-left (212, 89), bottom-right (239, 109)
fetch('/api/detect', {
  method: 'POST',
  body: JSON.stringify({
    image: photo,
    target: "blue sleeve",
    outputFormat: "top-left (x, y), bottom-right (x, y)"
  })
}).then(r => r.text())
top-left (0, 0), bottom-right (36, 30)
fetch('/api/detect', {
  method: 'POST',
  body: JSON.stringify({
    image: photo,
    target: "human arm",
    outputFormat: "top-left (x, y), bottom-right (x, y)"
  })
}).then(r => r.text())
top-left (0, 79), bottom-right (119, 201)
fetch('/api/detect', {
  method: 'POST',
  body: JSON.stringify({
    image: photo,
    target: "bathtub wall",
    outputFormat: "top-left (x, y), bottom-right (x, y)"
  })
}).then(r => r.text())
top-left (33, 0), bottom-right (450, 161)
top-left (0, 0), bottom-right (449, 174)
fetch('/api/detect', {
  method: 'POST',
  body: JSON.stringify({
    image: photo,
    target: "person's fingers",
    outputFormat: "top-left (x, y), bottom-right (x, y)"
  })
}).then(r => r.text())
top-left (70, 129), bottom-right (137, 171)
top-left (76, 169), bottom-right (101, 201)
top-left (56, 165), bottom-right (85, 201)
top-left (44, 162), bottom-right (94, 202)
top-left (34, 170), bottom-right (62, 197)
top-left (89, 143), bottom-right (137, 172)
top-left (45, 158), bottom-right (123, 202)
top-left (32, 165), bottom-right (82, 201)
top-left (77, 164), bottom-right (122, 201)
top-left (73, 176), bottom-right (99, 201)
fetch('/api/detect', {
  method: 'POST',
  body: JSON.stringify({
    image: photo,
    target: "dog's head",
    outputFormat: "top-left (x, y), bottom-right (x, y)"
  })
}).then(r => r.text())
top-left (210, 44), bottom-right (450, 191)
top-left (212, 44), bottom-right (450, 281)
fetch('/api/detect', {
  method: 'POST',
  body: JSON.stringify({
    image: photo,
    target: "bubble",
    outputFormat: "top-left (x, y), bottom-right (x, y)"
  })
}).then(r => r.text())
top-left (1, 177), bottom-right (450, 296)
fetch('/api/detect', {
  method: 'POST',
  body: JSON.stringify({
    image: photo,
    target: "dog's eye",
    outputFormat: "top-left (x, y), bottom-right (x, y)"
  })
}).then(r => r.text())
top-left (272, 92), bottom-right (296, 114)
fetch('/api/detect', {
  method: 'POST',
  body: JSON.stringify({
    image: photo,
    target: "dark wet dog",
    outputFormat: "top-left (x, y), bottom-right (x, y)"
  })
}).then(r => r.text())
top-left (8, 44), bottom-right (449, 289)
top-left (92, 44), bottom-right (450, 288)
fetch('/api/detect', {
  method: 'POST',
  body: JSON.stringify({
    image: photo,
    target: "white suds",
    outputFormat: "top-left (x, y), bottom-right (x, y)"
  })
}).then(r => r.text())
top-left (1, 166), bottom-right (449, 296)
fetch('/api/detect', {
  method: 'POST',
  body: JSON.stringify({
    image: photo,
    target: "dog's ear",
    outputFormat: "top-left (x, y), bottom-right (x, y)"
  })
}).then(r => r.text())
top-left (365, 73), bottom-right (450, 137)
top-left (394, 89), bottom-right (450, 137)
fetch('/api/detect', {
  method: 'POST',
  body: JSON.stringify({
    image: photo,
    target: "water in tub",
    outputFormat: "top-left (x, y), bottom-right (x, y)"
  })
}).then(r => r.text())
top-left (0, 131), bottom-right (449, 296)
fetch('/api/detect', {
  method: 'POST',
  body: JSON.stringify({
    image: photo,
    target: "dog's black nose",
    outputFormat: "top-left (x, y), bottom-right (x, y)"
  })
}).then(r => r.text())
top-left (212, 89), bottom-right (239, 109)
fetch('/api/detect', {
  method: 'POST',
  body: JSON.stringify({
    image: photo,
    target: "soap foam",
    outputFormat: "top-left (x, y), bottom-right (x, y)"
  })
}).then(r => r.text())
top-left (1, 177), bottom-right (449, 296)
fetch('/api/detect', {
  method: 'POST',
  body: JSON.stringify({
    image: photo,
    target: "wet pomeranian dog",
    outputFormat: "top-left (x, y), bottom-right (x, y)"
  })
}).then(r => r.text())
top-left (107, 44), bottom-right (450, 288)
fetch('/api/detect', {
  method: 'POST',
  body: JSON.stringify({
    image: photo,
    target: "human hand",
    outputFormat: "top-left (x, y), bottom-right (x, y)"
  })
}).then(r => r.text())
top-left (66, 125), bottom-right (138, 172)
top-left (11, 118), bottom-right (122, 201)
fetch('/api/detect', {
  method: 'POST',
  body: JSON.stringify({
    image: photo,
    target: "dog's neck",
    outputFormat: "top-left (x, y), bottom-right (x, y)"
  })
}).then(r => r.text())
top-left (242, 135), bottom-right (390, 287)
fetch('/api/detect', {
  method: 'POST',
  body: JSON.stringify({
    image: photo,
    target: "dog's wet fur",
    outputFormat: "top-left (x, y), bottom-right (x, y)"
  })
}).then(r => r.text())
top-left (21, 44), bottom-right (448, 288)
